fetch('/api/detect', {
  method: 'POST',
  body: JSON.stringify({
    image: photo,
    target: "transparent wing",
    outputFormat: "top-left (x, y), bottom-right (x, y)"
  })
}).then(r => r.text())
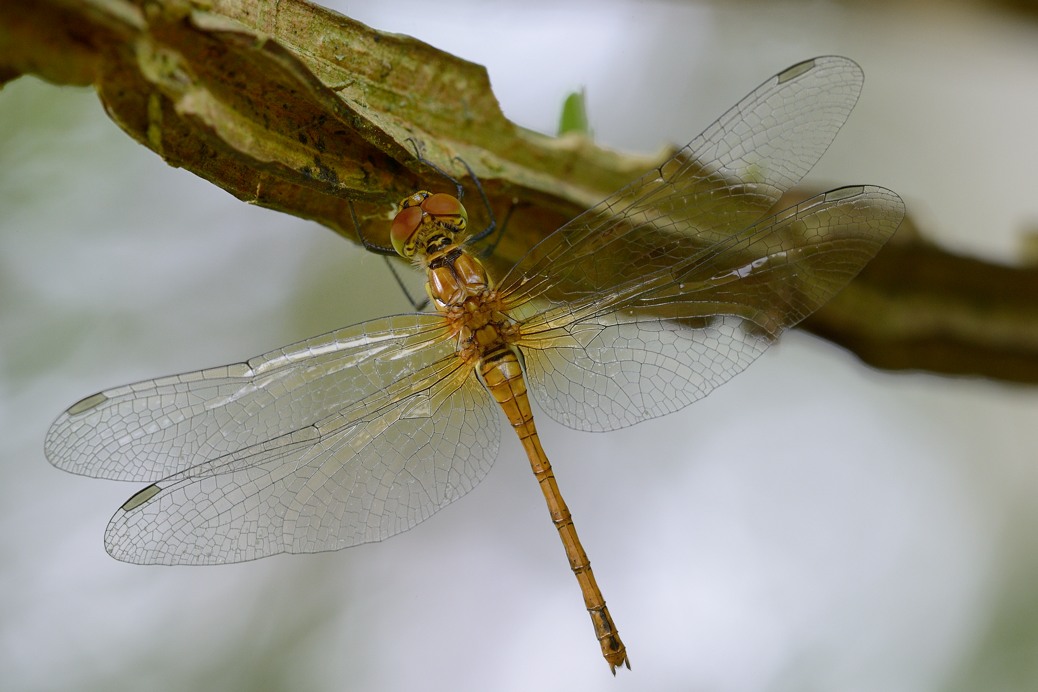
top-left (46, 314), bottom-right (500, 564)
top-left (48, 314), bottom-right (453, 481)
top-left (511, 186), bottom-right (905, 432)
top-left (496, 56), bottom-right (865, 309)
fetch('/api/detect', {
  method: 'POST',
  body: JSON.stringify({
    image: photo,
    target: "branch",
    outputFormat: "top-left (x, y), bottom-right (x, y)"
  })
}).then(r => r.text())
top-left (3, 0), bottom-right (1036, 384)
top-left (803, 212), bottom-right (1038, 384)
top-left (0, 0), bottom-right (637, 247)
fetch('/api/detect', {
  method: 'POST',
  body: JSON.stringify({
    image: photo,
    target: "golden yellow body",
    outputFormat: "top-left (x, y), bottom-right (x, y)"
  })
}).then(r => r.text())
top-left (410, 195), bottom-right (630, 671)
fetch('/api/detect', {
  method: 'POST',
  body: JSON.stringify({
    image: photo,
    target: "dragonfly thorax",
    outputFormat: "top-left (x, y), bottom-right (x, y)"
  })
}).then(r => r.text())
top-left (423, 243), bottom-right (516, 364)
top-left (390, 191), bottom-right (469, 262)
top-left (427, 247), bottom-right (493, 310)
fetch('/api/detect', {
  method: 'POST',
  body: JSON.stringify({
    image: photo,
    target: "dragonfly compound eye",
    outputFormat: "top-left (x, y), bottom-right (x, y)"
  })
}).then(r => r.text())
top-left (390, 205), bottom-right (423, 257)
top-left (422, 193), bottom-right (468, 236)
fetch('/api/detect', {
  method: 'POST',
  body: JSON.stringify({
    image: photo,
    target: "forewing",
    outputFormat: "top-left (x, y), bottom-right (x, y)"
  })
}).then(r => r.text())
top-left (47, 314), bottom-right (450, 481)
top-left (513, 186), bottom-right (905, 432)
top-left (496, 56), bottom-right (865, 307)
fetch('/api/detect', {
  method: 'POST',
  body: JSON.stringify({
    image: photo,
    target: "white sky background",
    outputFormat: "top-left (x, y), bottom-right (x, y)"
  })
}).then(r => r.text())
top-left (3, 1), bottom-right (1038, 691)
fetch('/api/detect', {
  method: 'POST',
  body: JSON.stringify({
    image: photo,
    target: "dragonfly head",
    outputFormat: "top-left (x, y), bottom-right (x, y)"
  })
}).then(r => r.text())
top-left (390, 191), bottom-right (469, 260)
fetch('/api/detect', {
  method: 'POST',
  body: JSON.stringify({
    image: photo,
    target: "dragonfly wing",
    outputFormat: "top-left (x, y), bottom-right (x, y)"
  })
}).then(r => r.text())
top-left (496, 56), bottom-right (865, 307)
top-left (47, 314), bottom-right (453, 481)
top-left (513, 186), bottom-right (905, 432)
top-left (46, 314), bottom-right (500, 564)
top-left (104, 354), bottom-right (497, 564)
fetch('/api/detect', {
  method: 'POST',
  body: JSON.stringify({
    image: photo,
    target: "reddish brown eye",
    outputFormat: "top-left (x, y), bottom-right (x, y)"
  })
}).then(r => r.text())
top-left (422, 193), bottom-right (469, 237)
top-left (390, 205), bottom-right (423, 257)
top-left (422, 193), bottom-right (464, 217)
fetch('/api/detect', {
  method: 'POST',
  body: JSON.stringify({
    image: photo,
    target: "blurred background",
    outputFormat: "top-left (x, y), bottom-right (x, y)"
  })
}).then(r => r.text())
top-left (3, 1), bottom-right (1038, 690)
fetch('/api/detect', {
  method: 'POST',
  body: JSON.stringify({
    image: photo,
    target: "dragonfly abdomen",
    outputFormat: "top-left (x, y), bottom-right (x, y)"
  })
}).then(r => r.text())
top-left (478, 347), bottom-right (532, 430)
top-left (478, 348), bottom-right (630, 673)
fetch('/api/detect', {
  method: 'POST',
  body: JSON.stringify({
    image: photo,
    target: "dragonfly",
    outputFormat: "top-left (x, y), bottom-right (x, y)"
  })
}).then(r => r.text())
top-left (46, 56), bottom-right (904, 673)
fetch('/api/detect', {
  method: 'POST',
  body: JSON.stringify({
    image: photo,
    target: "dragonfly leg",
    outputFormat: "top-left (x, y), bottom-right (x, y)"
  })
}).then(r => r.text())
top-left (450, 156), bottom-right (497, 245)
top-left (349, 200), bottom-right (429, 310)
top-left (382, 256), bottom-right (430, 311)
top-left (349, 199), bottom-right (396, 255)
top-left (474, 196), bottom-right (519, 260)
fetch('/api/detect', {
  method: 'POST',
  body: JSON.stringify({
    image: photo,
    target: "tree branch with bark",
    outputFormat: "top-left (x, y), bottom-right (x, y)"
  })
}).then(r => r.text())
top-left (3, 0), bottom-right (1036, 383)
